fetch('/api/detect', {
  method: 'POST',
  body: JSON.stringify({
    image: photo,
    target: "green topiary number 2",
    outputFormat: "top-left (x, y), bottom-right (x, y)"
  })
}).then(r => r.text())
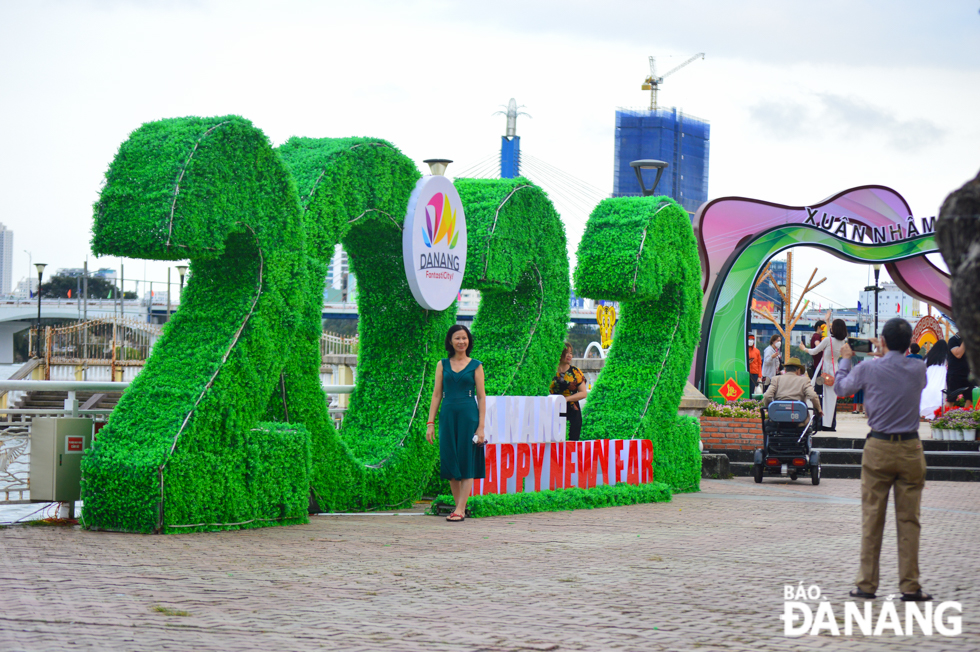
top-left (574, 197), bottom-right (704, 492)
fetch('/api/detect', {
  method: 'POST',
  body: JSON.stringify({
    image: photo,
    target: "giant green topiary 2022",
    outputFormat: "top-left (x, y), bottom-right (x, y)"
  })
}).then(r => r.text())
top-left (81, 115), bottom-right (698, 532)
top-left (574, 197), bottom-right (704, 492)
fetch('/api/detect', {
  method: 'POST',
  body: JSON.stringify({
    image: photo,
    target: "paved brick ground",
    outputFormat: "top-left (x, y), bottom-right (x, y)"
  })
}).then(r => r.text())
top-left (1, 477), bottom-right (977, 651)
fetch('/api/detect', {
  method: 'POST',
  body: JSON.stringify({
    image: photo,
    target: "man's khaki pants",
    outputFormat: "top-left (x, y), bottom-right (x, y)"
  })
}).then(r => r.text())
top-left (855, 436), bottom-right (927, 595)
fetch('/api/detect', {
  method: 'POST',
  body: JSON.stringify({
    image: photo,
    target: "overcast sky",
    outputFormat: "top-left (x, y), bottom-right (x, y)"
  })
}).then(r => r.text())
top-left (2, 0), bottom-right (978, 308)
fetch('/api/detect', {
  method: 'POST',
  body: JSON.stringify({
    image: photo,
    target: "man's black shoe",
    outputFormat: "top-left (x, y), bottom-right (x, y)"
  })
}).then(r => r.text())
top-left (850, 588), bottom-right (876, 599)
top-left (901, 589), bottom-right (933, 602)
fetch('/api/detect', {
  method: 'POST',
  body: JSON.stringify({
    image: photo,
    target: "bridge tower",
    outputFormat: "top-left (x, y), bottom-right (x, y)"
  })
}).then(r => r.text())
top-left (494, 99), bottom-right (529, 179)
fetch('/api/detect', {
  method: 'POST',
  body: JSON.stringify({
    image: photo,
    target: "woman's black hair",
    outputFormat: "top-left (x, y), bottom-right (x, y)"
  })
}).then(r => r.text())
top-left (769, 333), bottom-right (781, 346)
top-left (830, 319), bottom-right (848, 341)
top-left (445, 324), bottom-right (474, 356)
top-left (925, 339), bottom-right (948, 368)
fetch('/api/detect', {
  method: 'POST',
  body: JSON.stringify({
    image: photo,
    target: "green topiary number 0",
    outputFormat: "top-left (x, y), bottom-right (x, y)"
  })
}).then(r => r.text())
top-left (574, 197), bottom-right (704, 492)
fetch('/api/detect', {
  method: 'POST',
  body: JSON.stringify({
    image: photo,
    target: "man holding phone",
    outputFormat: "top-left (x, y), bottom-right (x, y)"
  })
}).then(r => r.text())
top-left (835, 318), bottom-right (931, 602)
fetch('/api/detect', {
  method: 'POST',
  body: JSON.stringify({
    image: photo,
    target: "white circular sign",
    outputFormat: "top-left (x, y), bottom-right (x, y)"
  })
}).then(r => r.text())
top-left (403, 175), bottom-right (467, 310)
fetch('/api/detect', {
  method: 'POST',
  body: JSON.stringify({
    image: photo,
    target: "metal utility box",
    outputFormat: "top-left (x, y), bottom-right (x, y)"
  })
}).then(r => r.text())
top-left (30, 418), bottom-right (93, 503)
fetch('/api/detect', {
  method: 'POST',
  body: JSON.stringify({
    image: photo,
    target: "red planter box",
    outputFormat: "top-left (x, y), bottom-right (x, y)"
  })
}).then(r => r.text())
top-left (699, 416), bottom-right (764, 451)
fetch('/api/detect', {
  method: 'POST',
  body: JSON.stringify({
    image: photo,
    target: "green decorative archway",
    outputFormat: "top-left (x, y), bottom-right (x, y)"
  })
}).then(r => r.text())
top-left (697, 227), bottom-right (942, 388)
top-left (693, 187), bottom-right (949, 390)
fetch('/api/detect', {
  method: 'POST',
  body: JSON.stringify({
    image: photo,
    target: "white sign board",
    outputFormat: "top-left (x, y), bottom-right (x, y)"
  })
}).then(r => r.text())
top-left (483, 395), bottom-right (567, 444)
top-left (403, 175), bottom-right (467, 310)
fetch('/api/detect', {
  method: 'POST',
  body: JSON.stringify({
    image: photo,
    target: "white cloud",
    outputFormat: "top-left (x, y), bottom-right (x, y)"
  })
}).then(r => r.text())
top-left (0, 0), bottom-right (977, 306)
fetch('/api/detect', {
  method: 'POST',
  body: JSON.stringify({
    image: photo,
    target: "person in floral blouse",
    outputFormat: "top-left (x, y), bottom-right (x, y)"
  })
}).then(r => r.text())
top-left (550, 342), bottom-right (589, 441)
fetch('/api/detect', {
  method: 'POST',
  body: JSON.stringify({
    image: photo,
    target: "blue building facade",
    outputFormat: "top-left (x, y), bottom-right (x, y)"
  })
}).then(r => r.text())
top-left (753, 260), bottom-right (786, 311)
top-left (613, 108), bottom-right (710, 214)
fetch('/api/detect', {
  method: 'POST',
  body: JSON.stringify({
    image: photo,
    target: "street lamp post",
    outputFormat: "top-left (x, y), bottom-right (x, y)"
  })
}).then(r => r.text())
top-left (873, 264), bottom-right (881, 338)
top-left (176, 265), bottom-right (188, 296)
top-left (629, 159), bottom-right (668, 196)
top-left (34, 263), bottom-right (47, 358)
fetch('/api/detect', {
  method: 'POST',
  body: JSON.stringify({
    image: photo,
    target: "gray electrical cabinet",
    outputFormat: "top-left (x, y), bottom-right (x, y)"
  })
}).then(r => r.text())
top-left (30, 418), bottom-right (93, 503)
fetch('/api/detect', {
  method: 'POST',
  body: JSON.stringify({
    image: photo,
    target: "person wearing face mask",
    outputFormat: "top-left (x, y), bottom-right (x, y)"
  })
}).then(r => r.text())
top-left (806, 317), bottom-right (849, 431)
top-left (809, 319), bottom-right (827, 386)
top-left (761, 334), bottom-right (782, 389)
top-left (747, 335), bottom-right (762, 395)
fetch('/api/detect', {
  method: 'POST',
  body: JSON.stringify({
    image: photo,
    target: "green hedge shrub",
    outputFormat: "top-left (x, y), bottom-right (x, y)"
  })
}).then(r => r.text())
top-left (274, 136), bottom-right (454, 513)
top-left (429, 482), bottom-right (672, 518)
top-left (574, 197), bottom-right (704, 492)
top-left (84, 116), bottom-right (308, 533)
top-left (455, 178), bottom-right (570, 396)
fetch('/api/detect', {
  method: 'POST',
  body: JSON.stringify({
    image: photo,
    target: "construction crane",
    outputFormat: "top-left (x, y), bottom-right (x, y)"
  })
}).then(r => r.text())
top-left (642, 53), bottom-right (705, 110)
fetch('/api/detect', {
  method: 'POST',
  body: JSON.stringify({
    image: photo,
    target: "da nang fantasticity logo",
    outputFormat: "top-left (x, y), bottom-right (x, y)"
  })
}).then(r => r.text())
top-left (422, 192), bottom-right (460, 249)
top-left (781, 583), bottom-right (962, 637)
top-left (403, 174), bottom-right (467, 311)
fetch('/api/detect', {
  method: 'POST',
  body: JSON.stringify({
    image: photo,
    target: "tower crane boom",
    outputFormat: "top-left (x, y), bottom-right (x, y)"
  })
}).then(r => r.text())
top-left (642, 52), bottom-right (705, 110)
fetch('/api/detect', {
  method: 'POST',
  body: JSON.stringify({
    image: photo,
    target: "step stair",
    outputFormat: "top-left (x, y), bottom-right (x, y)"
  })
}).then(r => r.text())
top-left (718, 436), bottom-right (980, 482)
top-left (5, 391), bottom-right (123, 427)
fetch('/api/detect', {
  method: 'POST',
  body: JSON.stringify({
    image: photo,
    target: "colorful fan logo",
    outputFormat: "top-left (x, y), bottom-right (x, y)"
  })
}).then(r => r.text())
top-left (421, 192), bottom-right (459, 249)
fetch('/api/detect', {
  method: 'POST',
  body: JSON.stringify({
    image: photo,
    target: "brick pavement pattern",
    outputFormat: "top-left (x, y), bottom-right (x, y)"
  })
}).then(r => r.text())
top-left (1, 478), bottom-right (978, 651)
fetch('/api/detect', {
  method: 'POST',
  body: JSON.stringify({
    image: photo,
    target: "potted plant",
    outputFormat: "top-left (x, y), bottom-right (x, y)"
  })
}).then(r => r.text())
top-left (963, 410), bottom-right (977, 442)
top-left (930, 416), bottom-right (946, 440)
top-left (946, 410), bottom-right (974, 442)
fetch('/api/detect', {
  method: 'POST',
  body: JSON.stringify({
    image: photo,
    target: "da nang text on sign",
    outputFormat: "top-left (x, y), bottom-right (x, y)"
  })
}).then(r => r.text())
top-left (781, 584), bottom-right (962, 637)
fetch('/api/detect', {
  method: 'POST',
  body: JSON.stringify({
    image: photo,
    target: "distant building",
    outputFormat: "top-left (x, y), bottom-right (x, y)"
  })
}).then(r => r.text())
top-left (752, 260), bottom-right (787, 316)
top-left (859, 282), bottom-right (921, 319)
top-left (0, 224), bottom-right (12, 296)
top-left (13, 277), bottom-right (37, 300)
top-left (613, 108), bottom-right (710, 214)
top-left (324, 245), bottom-right (356, 303)
top-left (459, 290), bottom-right (480, 310)
top-left (144, 290), bottom-right (169, 305)
top-left (53, 267), bottom-right (116, 280)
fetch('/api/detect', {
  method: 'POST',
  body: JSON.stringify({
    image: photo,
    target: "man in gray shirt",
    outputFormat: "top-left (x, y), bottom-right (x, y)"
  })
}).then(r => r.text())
top-left (762, 357), bottom-right (823, 419)
top-left (835, 317), bottom-right (930, 602)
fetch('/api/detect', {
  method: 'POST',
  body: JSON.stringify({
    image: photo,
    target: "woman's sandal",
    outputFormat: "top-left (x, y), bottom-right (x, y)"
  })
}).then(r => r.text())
top-left (446, 512), bottom-right (465, 522)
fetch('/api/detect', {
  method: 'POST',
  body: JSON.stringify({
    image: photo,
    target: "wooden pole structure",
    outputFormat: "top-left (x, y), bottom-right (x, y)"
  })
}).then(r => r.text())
top-left (752, 258), bottom-right (826, 362)
top-left (784, 252), bottom-right (793, 359)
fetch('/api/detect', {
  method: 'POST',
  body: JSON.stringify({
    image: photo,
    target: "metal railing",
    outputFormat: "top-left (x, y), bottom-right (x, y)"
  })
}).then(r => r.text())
top-left (320, 332), bottom-right (359, 356)
top-left (0, 379), bottom-right (354, 417)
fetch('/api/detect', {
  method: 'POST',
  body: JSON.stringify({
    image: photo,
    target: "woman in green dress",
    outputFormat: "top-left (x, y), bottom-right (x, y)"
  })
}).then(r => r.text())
top-left (426, 325), bottom-right (486, 522)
